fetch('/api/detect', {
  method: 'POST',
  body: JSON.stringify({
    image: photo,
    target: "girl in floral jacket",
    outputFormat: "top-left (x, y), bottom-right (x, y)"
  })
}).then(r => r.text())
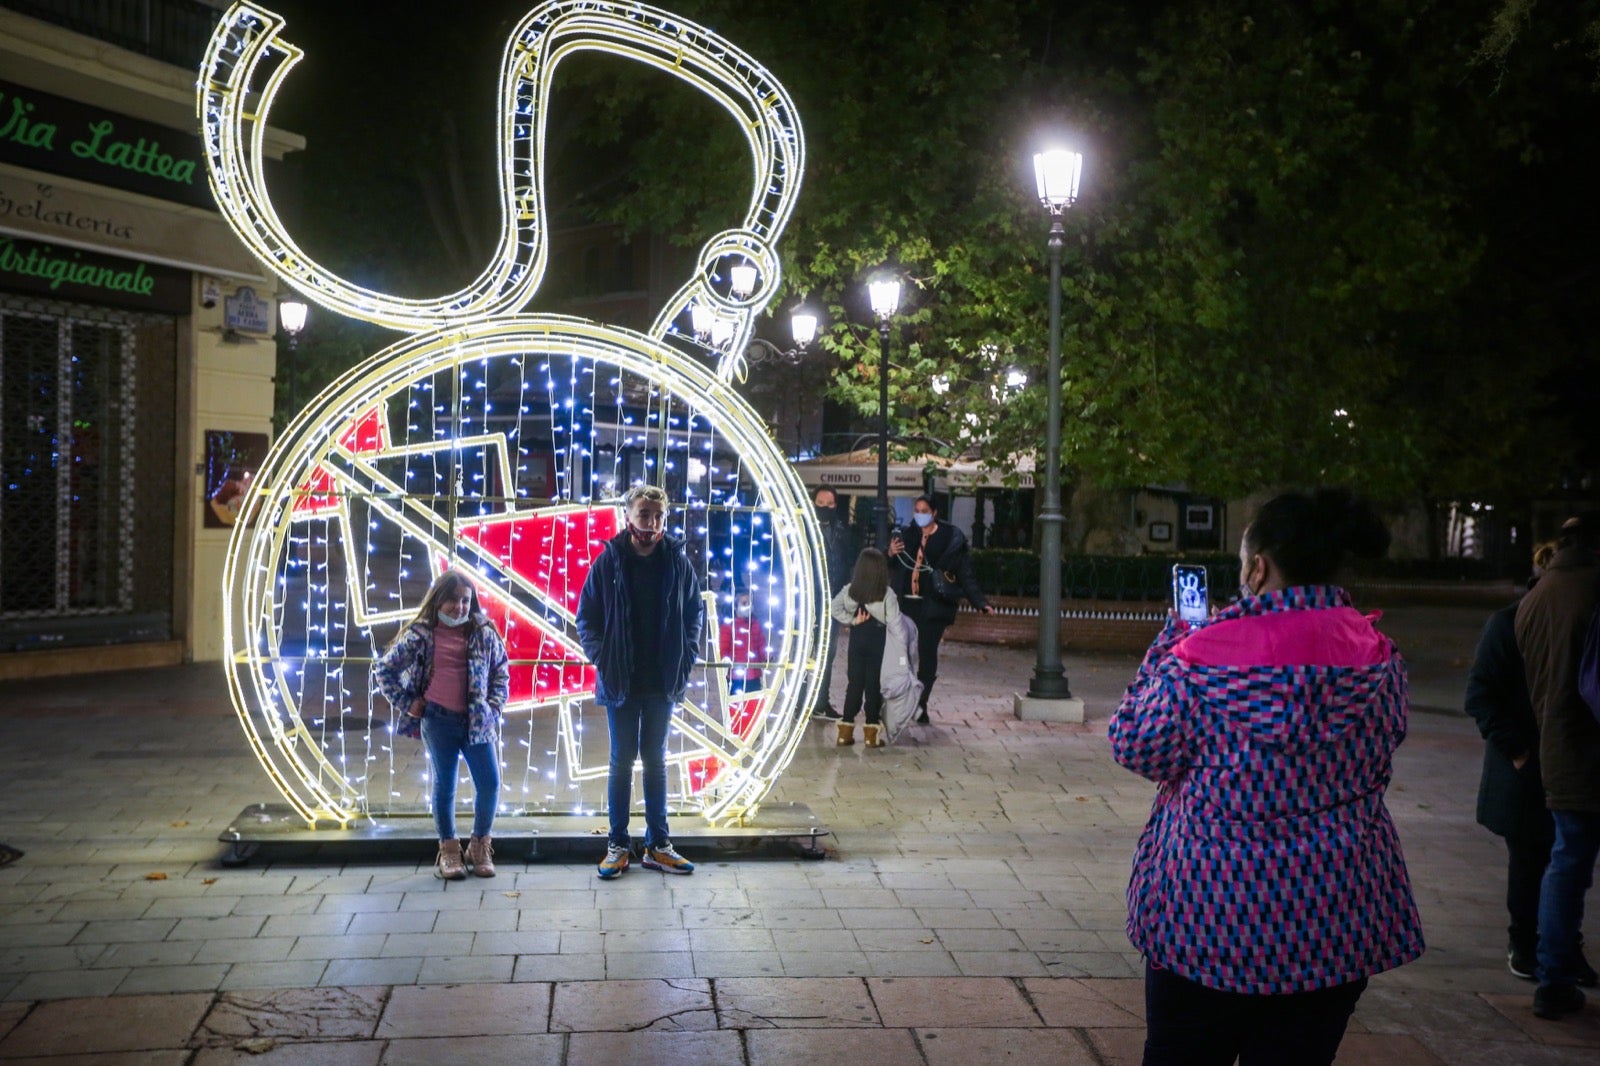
top-left (374, 570), bottom-right (509, 880)
top-left (1110, 489), bottom-right (1424, 1065)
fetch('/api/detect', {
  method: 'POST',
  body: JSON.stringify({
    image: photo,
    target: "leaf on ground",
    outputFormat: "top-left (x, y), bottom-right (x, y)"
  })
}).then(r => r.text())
top-left (143, 872), bottom-right (168, 881)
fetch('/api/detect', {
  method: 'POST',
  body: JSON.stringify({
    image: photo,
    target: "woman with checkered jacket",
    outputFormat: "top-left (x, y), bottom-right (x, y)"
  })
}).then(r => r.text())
top-left (1110, 489), bottom-right (1424, 1065)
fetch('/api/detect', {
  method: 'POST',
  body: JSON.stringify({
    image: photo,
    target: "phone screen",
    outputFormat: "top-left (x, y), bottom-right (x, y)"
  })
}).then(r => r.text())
top-left (1172, 564), bottom-right (1209, 625)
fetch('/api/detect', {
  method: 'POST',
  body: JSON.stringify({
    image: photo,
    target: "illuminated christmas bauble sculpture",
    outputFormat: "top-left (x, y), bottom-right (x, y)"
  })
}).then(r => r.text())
top-left (199, 1), bottom-right (823, 828)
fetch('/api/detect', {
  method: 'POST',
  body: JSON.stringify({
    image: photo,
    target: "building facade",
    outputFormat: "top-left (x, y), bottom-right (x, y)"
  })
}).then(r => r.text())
top-left (0, 2), bottom-right (300, 677)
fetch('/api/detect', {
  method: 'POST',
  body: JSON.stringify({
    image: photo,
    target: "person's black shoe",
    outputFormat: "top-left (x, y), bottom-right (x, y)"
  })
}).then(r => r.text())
top-left (1532, 983), bottom-right (1585, 1020)
top-left (915, 708), bottom-right (930, 725)
top-left (811, 705), bottom-right (842, 721)
top-left (1509, 944), bottom-right (1537, 982)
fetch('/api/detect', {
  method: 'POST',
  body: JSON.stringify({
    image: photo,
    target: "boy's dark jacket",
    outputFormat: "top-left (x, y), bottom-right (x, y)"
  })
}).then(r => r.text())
top-left (577, 529), bottom-right (703, 705)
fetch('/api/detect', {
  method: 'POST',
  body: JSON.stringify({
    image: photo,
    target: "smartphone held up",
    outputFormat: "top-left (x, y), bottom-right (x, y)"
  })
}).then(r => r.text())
top-left (1172, 564), bottom-right (1209, 625)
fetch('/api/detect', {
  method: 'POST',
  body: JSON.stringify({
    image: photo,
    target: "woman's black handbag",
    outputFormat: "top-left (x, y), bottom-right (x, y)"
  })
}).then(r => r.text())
top-left (925, 566), bottom-right (964, 605)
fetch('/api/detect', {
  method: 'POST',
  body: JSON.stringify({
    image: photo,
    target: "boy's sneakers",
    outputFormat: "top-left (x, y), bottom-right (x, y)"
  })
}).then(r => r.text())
top-left (1532, 983), bottom-right (1585, 1020)
top-left (811, 704), bottom-right (842, 721)
top-left (641, 842), bottom-right (695, 874)
top-left (596, 843), bottom-right (630, 880)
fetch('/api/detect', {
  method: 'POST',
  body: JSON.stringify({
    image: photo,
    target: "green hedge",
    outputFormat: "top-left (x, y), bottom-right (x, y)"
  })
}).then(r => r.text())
top-left (970, 550), bottom-right (1242, 601)
top-left (970, 549), bottom-right (1504, 600)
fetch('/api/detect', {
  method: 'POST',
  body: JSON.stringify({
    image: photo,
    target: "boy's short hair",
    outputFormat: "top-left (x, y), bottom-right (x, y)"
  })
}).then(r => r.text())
top-left (622, 484), bottom-right (669, 509)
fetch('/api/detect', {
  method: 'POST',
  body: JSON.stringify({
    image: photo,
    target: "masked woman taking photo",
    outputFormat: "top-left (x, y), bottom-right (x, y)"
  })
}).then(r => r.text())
top-left (1109, 488), bottom-right (1424, 1065)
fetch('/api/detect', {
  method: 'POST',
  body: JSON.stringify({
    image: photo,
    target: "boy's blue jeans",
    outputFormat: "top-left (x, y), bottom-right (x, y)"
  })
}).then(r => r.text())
top-left (605, 694), bottom-right (673, 849)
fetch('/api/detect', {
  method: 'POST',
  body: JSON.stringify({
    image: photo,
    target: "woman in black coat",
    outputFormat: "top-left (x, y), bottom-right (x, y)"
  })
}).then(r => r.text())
top-left (1463, 544), bottom-right (1595, 984)
top-left (888, 495), bottom-right (993, 723)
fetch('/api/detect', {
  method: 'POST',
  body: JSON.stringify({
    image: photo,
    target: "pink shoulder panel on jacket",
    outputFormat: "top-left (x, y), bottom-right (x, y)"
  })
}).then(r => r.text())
top-left (1173, 606), bottom-right (1388, 669)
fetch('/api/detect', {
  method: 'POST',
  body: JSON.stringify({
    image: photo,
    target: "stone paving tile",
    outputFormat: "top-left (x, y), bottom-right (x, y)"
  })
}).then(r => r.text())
top-left (5, 967), bottom-right (127, 1000)
top-left (550, 978), bottom-right (715, 1032)
top-left (195, 985), bottom-right (388, 1046)
top-left (1479, 992), bottom-right (1600, 1047)
top-left (868, 977), bottom-right (1039, 1029)
top-left (289, 935), bottom-right (389, 961)
top-left (512, 953), bottom-right (606, 982)
top-left (1025, 977), bottom-right (1143, 1027)
top-left (191, 1043), bottom-right (384, 1065)
top-left (380, 1034), bottom-right (565, 1066)
top-left (715, 976), bottom-right (879, 1028)
top-left (0, 1001), bottom-right (27, 1041)
top-left (375, 982), bottom-right (551, 1038)
top-left (778, 951), bottom-right (871, 977)
top-left (1084, 1024), bottom-right (1144, 1065)
top-left (432, 909), bottom-right (517, 934)
top-left (415, 955), bottom-right (516, 984)
top-left (469, 930), bottom-right (559, 956)
top-left (0, 991), bottom-right (211, 1056)
top-left (379, 933), bottom-right (474, 959)
top-left (919, 1026), bottom-right (1098, 1064)
top-left (605, 952), bottom-right (696, 979)
top-left (692, 952), bottom-right (783, 977)
top-left (952, 951), bottom-right (1049, 977)
top-left (1413, 1036), bottom-right (1600, 1065)
top-left (1355, 986), bottom-right (1528, 1038)
top-left (321, 958), bottom-right (423, 988)
top-left (1332, 1033), bottom-right (1448, 1064)
top-left (115, 962), bottom-right (232, 994)
top-left (346, 912), bottom-right (435, 936)
top-left (218, 960), bottom-right (331, 990)
top-left (91, 940), bottom-right (202, 970)
top-left (747, 1026), bottom-right (925, 1066)
top-left (315, 893), bottom-right (404, 915)
top-left (1, 1052), bottom-right (191, 1065)
top-left (567, 1028), bottom-right (743, 1064)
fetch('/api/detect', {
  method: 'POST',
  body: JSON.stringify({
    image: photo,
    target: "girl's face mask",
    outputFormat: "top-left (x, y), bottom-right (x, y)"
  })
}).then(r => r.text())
top-left (912, 512), bottom-right (934, 528)
top-left (736, 601), bottom-right (753, 617)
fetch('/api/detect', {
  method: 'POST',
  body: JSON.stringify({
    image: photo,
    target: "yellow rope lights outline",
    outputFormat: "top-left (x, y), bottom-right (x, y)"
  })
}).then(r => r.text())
top-left (201, 2), bottom-right (819, 828)
top-left (198, 0), bottom-right (804, 366)
top-left (219, 318), bottom-right (827, 827)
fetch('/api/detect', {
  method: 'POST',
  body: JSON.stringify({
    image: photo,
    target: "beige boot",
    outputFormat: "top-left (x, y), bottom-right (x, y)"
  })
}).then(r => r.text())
top-left (466, 835), bottom-right (496, 878)
top-left (836, 722), bottom-right (855, 746)
top-left (863, 724), bottom-right (884, 748)
top-left (435, 838), bottom-right (467, 880)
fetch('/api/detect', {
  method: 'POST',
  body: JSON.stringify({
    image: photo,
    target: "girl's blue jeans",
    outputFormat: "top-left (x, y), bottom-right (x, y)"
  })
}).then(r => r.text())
top-left (419, 701), bottom-right (499, 840)
top-left (605, 694), bottom-right (672, 849)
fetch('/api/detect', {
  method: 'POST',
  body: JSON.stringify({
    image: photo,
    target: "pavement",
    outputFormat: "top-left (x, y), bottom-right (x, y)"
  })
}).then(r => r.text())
top-left (2, 602), bottom-right (1598, 1064)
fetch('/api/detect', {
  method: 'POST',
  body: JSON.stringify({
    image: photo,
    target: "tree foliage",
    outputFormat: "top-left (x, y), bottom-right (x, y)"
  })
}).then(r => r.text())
top-left (264, 0), bottom-right (1599, 506)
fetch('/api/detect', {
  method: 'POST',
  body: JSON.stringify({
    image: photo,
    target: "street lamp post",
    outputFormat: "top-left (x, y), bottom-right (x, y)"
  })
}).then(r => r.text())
top-left (1016, 148), bottom-right (1085, 722)
top-left (278, 298), bottom-right (308, 413)
top-left (867, 276), bottom-right (901, 548)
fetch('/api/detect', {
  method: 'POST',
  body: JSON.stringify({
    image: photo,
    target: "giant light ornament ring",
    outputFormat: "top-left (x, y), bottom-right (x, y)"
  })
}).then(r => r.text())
top-left (200, 1), bottom-right (824, 828)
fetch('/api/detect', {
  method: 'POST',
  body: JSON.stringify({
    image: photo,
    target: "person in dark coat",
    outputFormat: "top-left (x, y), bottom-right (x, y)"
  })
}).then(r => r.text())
top-left (1463, 542), bottom-right (1598, 983)
top-left (1514, 511), bottom-right (1600, 1019)
top-left (888, 494), bottom-right (993, 723)
top-left (577, 485), bottom-right (704, 880)
top-left (811, 487), bottom-right (856, 720)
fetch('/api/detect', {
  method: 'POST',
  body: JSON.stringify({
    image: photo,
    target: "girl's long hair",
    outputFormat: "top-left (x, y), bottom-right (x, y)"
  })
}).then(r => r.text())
top-left (848, 548), bottom-right (889, 604)
top-left (392, 569), bottom-right (490, 648)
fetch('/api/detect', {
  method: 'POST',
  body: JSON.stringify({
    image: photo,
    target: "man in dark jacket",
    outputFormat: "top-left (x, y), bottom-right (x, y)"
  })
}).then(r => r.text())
top-left (811, 487), bottom-right (855, 720)
top-left (577, 485), bottom-right (704, 881)
top-left (1464, 547), bottom-right (1596, 986)
top-left (1515, 511), bottom-right (1600, 1019)
top-left (888, 494), bottom-right (993, 723)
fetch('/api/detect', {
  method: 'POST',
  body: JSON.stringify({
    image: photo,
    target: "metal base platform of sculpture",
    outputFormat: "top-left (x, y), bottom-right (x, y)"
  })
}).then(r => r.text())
top-left (217, 801), bottom-right (831, 866)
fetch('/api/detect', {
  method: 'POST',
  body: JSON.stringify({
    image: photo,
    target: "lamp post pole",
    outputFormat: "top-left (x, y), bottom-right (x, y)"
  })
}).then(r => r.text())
top-left (866, 275), bottom-right (900, 548)
top-left (1027, 211), bottom-right (1071, 700)
top-left (1016, 149), bottom-right (1085, 722)
top-left (875, 316), bottom-right (891, 548)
